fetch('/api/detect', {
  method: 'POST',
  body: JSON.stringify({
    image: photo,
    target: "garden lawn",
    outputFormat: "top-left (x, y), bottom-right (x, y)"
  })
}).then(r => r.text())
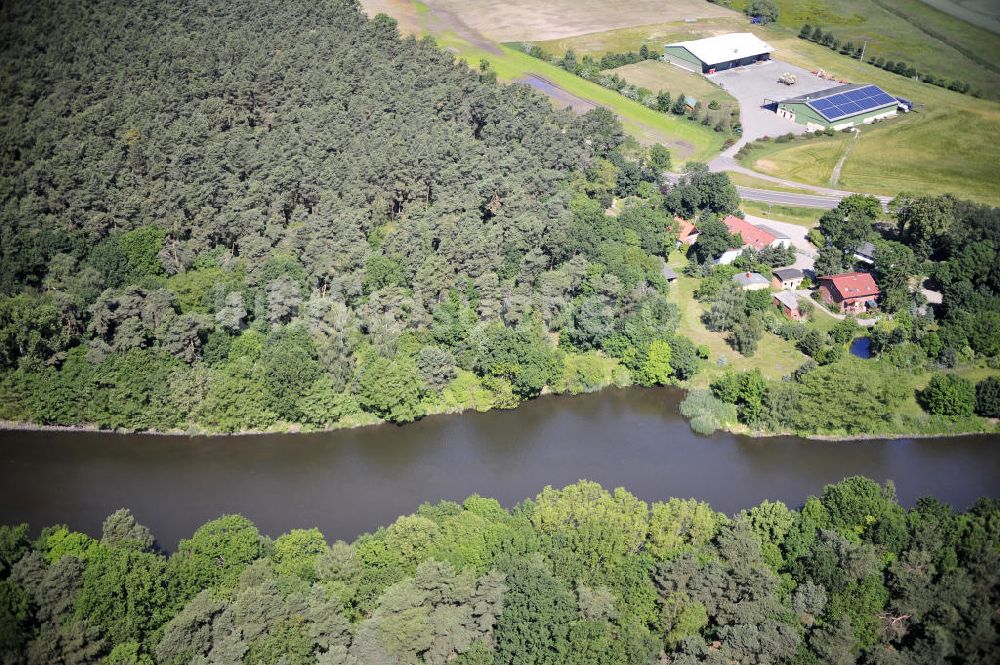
top-left (667, 254), bottom-right (808, 389)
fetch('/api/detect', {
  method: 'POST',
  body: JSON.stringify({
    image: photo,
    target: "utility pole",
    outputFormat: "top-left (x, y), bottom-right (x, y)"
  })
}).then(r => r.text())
top-left (859, 40), bottom-right (867, 62)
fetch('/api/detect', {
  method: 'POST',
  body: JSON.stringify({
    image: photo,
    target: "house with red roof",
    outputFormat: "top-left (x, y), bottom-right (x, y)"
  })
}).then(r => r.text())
top-left (817, 272), bottom-right (880, 314)
top-left (676, 218), bottom-right (700, 246)
top-left (722, 215), bottom-right (790, 251)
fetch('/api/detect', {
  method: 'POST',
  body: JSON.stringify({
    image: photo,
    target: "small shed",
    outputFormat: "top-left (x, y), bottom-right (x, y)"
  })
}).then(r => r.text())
top-left (771, 267), bottom-right (804, 290)
top-left (683, 95), bottom-right (698, 112)
top-left (662, 264), bottom-right (679, 283)
top-left (733, 271), bottom-right (770, 291)
top-left (773, 290), bottom-right (803, 320)
top-left (854, 241), bottom-right (876, 265)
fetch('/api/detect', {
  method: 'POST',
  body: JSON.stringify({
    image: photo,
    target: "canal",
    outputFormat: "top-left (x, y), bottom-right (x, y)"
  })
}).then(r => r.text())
top-left (1, 387), bottom-right (997, 548)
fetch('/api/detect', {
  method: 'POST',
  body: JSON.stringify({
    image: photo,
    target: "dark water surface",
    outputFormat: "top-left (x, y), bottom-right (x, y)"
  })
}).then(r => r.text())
top-left (1, 387), bottom-right (998, 549)
top-left (850, 336), bottom-right (873, 359)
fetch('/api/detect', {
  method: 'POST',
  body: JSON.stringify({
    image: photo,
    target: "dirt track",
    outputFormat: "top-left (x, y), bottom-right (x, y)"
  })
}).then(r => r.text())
top-left (517, 75), bottom-right (597, 113)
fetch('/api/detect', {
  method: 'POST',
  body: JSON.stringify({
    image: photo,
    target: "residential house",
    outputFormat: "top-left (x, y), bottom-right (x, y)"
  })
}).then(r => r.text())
top-left (714, 216), bottom-right (793, 264)
top-left (733, 271), bottom-right (770, 291)
top-left (722, 215), bottom-right (792, 250)
top-left (818, 272), bottom-right (880, 313)
top-left (676, 218), bottom-right (700, 246)
top-left (771, 267), bottom-right (804, 290)
top-left (854, 241), bottom-right (876, 265)
top-left (773, 290), bottom-right (803, 320)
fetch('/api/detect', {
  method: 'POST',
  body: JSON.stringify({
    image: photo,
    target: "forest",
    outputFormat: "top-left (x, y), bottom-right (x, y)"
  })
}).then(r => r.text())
top-left (0, 0), bottom-right (698, 432)
top-left (1, 477), bottom-right (997, 664)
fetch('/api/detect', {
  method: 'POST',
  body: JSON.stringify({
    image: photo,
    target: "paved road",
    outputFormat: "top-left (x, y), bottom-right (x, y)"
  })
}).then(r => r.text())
top-left (664, 171), bottom-right (891, 209)
top-left (737, 186), bottom-right (845, 209)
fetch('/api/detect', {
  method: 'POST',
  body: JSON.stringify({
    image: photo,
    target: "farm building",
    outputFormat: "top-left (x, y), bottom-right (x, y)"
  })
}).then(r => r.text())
top-left (773, 291), bottom-right (803, 320)
top-left (772, 267), bottom-right (804, 290)
top-left (664, 33), bottom-right (773, 74)
top-left (818, 272), bottom-right (880, 314)
top-left (776, 83), bottom-right (898, 130)
top-left (714, 216), bottom-right (792, 265)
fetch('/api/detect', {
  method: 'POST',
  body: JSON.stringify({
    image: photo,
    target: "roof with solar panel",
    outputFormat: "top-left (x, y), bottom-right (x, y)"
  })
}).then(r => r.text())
top-left (779, 83), bottom-right (897, 121)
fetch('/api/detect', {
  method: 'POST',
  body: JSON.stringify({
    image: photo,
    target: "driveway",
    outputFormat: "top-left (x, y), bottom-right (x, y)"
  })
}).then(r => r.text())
top-left (707, 59), bottom-right (835, 145)
top-left (744, 214), bottom-right (816, 272)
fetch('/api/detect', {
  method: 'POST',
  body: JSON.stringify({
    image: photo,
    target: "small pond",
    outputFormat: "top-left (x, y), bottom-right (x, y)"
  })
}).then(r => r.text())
top-left (850, 336), bottom-right (873, 359)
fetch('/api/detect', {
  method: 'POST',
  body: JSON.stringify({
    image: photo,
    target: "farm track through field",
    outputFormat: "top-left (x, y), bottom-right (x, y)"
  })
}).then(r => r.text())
top-left (829, 130), bottom-right (860, 187)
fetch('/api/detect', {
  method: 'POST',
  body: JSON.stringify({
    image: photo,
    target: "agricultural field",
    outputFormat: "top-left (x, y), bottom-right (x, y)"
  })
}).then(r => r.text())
top-left (725, 0), bottom-right (1000, 100)
top-left (407, 0), bottom-right (733, 42)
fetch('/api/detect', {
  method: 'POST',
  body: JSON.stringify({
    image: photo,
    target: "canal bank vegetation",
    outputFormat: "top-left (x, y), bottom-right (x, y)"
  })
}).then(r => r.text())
top-left (1, 477), bottom-right (998, 663)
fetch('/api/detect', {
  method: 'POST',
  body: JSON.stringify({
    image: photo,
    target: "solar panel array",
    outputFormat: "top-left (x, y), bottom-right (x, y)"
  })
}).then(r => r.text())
top-left (807, 85), bottom-right (896, 121)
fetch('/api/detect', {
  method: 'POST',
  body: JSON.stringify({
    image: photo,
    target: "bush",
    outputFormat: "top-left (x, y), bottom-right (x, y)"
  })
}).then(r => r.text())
top-left (679, 389), bottom-right (737, 435)
top-left (919, 374), bottom-right (975, 417)
top-left (975, 376), bottom-right (1000, 417)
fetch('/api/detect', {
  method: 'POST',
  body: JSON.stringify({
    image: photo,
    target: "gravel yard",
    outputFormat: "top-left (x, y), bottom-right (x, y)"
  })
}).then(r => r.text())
top-left (708, 59), bottom-right (836, 142)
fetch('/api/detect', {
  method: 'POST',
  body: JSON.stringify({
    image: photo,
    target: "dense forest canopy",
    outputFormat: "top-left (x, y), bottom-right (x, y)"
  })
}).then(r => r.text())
top-left (1, 477), bottom-right (997, 663)
top-left (0, 0), bottom-right (697, 431)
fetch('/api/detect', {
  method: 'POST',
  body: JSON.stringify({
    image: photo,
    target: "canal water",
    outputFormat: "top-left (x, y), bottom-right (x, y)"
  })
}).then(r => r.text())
top-left (1, 387), bottom-right (997, 549)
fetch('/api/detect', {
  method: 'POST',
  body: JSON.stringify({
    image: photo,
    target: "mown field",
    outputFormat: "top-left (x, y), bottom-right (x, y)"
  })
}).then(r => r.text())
top-left (414, 0), bottom-right (733, 41)
top-left (726, 0), bottom-right (1000, 100)
top-left (740, 200), bottom-right (824, 226)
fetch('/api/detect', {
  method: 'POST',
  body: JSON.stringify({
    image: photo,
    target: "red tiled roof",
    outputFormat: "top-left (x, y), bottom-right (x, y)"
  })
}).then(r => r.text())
top-left (677, 219), bottom-right (699, 240)
top-left (819, 272), bottom-right (880, 300)
top-left (722, 214), bottom-right (776, 251)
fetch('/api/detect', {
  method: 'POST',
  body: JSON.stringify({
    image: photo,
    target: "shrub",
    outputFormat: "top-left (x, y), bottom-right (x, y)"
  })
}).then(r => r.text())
top-left (679, 389), bottom-right (737, 435)
top-left (919, 374), bottom-right (975, 417)
top-left (975, 376), bottom-right (1000, 418)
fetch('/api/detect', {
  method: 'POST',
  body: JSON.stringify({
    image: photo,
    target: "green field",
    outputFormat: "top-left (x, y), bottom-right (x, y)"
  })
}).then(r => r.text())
top-left (465, 41), bottom-right (726, 160)
top-left (740, 200), bottom-right (822, 227)
top-left (727, 0), bottom-right (1000, 100)
top-left (608, 59), bottom-right (739, 115)
top-left (727, 171), bottom-right (825, 194)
